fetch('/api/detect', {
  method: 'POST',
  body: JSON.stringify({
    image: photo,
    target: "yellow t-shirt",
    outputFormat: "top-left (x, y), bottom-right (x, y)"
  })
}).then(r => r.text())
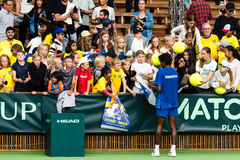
top-left (0, 39), bottom-right (24, 52)
top-left (42, 33), bottom-right (53, 46)
top-left (221, 35), bottom-right (239, 49)
top-left (64, 50), bottom-right (84, 58)
top-left (237, 82), bottom-right (240, 91)
top-left (0, 67), bottom-right (13, 92)
top-left (92, 77), bottom-right (109, 93)
top-left (217, 50), bottom-right (226, 69)
top-left (111, 68), bottom-right (126, 93)
top-left (197, 34), bottom-right (219, 60)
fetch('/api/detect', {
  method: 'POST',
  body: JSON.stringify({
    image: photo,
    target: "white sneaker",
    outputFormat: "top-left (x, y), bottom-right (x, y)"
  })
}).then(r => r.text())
top-left (151, 151), bottom-right (160, 157)
top-left (168, 151), bottom-right (176, 157)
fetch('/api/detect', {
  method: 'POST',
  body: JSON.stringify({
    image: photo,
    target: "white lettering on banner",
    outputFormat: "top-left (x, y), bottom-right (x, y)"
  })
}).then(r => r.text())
top-left (0, 102), bottom-right (37, 120)
top-left (222, 124), bottom-right (240, 131)
top-left (57, 119), bottom-right (80, 123)
top-left (178, 98), bottom-right (240, 120)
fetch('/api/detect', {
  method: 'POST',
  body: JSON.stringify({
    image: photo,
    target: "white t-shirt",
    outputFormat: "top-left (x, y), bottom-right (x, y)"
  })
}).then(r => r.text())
top-left (150, 65), bottom-right (159, 82)
top-left (211, 70), bottom-right (231, 90)
top-left (20, 0), bottom-right (34, 14)
top-left (160, 47), bottom-right (170, 53)
top-left (222, 58), bottom-right (240, 90)
top-left (130, 38), bottom-right (144, 53)
top-left (92, 6), bottom-right (115, 29)
top-left (28, 36), bottom-right (42, 53)
top-left (131, 62), bottom-right (153, 88)
top-left (196, 59), bottom-right (217, 89)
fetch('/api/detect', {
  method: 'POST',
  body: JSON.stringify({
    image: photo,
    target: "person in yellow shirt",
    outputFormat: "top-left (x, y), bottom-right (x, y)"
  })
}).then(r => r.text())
top-left (0, 55), bottom-right (15, 93)
top-left (217, 41), bottom-right (230, 69)
top-left (197, 23), bottom-right (219, 60)
top-left (0, 27), bottom-right (24, 53)
top-left (221, 24), bottom-right (239, 50)
top-left (64, 40), bottom-right (83, 58)
top-left (92, 66), bottom-right (118, 102)
top-left (111, 58), bottom-right (126, 93)
top-left (41, 21), bottom-right (53, 47)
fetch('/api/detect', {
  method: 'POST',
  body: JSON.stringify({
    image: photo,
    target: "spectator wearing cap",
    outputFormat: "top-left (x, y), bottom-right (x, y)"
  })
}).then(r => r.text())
top-left (125, 27), bottom-right (148, 53)
top-left (92, 0), bottom-right (117, 36)
top-left (49, 28), bottom-right (67, 57)
top-left (0, 27), bottom-right (24, 53)
top-left (72, 0), bottom-right (95, 38)
top-left (54, 0), bottom-right (79, 41)
top-left (186, 0), bottom-right (212, 35)
top-left (93, 18), bottom-right (113, 46)
top-left (213, 2), bottom-right (240, 41)
top-left (217, 40), bottom-right (230, 69)
top-left (15, 0), bottom-right (34, 46)
top-left (0, 0), bottom-right (18, 42)
top-left (131, 0), bottom-right (154, 40)
top-left (74, 56), bottom-right (92, 95)
top-left (77, 30), bottom-right (93, 52)
top-left (104, 50), bottom-right (116, 67)
top-left (125, 51), bottom-right (136, 66)
top-left (199, 23), bottom-right (219, 60)
top-left (221, 24), bottom-right (239, 50)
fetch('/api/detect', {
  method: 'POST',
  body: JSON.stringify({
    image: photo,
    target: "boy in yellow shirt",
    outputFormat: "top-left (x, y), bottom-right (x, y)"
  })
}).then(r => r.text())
top-left (111, 58), bottom-right (126, 94)
top-left (221, 24), bottom-right (239, 50)
top-left (216, 41), bottom-right (230, 69)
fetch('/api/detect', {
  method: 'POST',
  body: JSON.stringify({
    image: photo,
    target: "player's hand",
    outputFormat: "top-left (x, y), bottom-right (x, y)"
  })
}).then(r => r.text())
top-left (148, 83), bottom-right (155, 89)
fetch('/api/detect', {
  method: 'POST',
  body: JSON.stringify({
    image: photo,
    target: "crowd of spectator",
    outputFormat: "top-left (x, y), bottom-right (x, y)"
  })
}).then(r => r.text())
top-left (0, 0), bottom-right (239, 99)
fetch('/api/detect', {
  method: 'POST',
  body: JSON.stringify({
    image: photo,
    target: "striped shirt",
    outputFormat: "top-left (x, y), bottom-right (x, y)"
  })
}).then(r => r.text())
top-left (49, 39), bottom-right (63, 56)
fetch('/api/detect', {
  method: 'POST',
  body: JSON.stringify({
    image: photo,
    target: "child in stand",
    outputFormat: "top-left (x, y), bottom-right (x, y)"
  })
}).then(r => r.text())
top-left (217, 41), bottom-right (230, 69)
top-left (37, 44), bottom-right (52, 71)
top-left (148, 53), bottom-right (179, 157)
top-left (211, 61), bottom-right (232, 92)
top-left (41, 21), bottom-right (53, 48)
top-left (51, 58), bottom-right (62, 75)
top-left (147, 36), bottom-right (161, 54)
top-left (92, 66), bottom-right (118, 102)
top-left (94, 56), bottom-right (105, 83)
top-left (121, 59), bottom-right (136, 97)
top-left (104, 51), bottom-right (116, 67)
top-left (145, 53), bottom-right (159, 82)
top-left (98, 30), bottom-right (114, 57)
top-left (221, 24), bottom-right (239, 50)
top-left (64, 40), bottom-right (83, 58)
top-left (74, 57), bottom-right (92, 96)
top-left (183, 32), bottom-right (197, 59)
top-left (0, 55), bottom-right (15, 93)
top-left (48, 71), bottom-right (64, 94)
top-left (49, 28), bottom-right (66, 57)
top-left (59, 56), bottom-right (76, 96)
top-left (114, 36), bottom-right (126, 60)
top-left (10, 44), bottom-right (23, 66)
top-left (12, 50), bottom-right (31, 92)
top-left (111, 58), bottom-right (126, 94)
top-left (131, 50), bottom-right (153, 93)
top-left (125, 51), bottom-right (136, 67)
top-left (27, 53), bottom-right (48, 95)
top-left (58, 21), bottom-right (69, 49)
top-left (70, 52), bottom-right (80, 67)
top-left (160, 35), bottom-right (174, 53)
top-left (77, 30), bottom-right (92, 52)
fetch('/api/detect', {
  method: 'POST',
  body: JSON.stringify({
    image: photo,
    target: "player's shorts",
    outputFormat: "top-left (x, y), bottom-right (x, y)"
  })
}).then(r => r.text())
top-left (156, 107), bottom-right (179, 118)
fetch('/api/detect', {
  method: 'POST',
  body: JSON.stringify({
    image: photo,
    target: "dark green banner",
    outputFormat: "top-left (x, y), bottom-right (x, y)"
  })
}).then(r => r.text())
top-left (0, 93), bottom-right (239, 133)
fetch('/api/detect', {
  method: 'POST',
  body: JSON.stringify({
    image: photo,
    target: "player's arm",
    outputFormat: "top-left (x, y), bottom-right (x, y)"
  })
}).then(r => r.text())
top-left (148, 83), bottom-right (162, 93)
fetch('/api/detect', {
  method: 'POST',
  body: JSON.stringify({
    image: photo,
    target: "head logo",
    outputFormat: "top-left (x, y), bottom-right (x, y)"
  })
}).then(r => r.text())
top-left (57, 119), bottom-right (80, 123)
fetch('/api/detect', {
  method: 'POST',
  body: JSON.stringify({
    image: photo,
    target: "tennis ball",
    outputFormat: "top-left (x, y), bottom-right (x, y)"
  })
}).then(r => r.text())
top-left (215, 87), bottom-right (227, 95)
top-left (189, 73), bottom-right (203, 87)
top-left (173, 41), bottom-right (185, 54)
top-left (151, 53), bottom-right (161, 66)
top-left (0, 48), bottom-right (12, 59)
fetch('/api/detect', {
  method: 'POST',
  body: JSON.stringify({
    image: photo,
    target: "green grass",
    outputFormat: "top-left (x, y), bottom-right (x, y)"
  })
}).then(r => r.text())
top-left (0, 151), bottom-right (240, 160)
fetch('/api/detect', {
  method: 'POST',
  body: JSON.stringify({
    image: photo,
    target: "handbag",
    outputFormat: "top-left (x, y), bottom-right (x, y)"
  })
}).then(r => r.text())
top-left (28, 9), bottom-right (36, 35)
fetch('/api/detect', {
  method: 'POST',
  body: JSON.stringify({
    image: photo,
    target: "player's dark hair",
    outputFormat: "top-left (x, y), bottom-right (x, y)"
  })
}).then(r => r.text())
top-left (159, 53), bottom-right (172, 65)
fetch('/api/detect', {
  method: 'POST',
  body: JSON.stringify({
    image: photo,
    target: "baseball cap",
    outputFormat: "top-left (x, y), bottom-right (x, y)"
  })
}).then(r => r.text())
top-left (218, 61), bottom-right (230, 68)
top-left (222, 24), bottom-right (233, 32)
top-left (77, 57), bottom-right (91, 67)
top-left (54, 28), bottom-right (66, 35)
top-left (133, 27), bottom-right (143, 33)
top-left (226, 2), bottom-right (235, 11)
top-left (6, 26), bottom-right (15, 32)
top-left (81, 30), bottom-right (91, 37)
top-left (125, 51), bottom-right (136, 57)
top-left (104, 51), bottom-right (116, 58)
top-left (102, 18), bottom-right (112, 27)
top-left (217, 41), bottom-right (230, 47)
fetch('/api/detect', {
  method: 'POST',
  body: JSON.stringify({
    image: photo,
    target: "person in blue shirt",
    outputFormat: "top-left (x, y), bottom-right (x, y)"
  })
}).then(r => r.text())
top-left (148, 53), bottom-right (179, 157)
